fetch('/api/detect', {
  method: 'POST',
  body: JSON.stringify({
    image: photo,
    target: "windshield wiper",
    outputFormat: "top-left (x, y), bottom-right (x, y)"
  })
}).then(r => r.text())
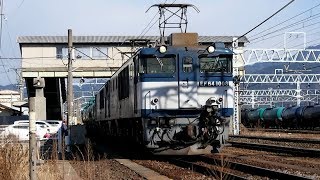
top-left (155, 56), bottom-right (164, 71)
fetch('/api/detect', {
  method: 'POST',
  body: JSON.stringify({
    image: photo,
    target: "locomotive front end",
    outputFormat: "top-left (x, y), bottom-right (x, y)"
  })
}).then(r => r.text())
top-left (138, 34), bottom-right (234, 155)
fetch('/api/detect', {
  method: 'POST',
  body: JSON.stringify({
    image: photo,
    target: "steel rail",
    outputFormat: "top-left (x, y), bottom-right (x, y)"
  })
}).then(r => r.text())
top-left (166, 155), bottom-right (309, 179)
top-left (196, 155), bottom-right (310, 180)
top-left (165, 157), bottom-right (247, 179)
top-left (246, 128), bottom-right (320, 134)
top-left (230, 135), bottom-right (320, 144)
top-left (228, 141), bottom-right (320, 158)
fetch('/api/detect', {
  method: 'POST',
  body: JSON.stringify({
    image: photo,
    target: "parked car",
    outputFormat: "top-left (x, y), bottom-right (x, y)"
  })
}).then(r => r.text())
top-left (44, 120), bottom-right (62, 133)
top-left (0, 124), bottom-right (50, 141)
top-left (13, 120), bottom-right (58, 134)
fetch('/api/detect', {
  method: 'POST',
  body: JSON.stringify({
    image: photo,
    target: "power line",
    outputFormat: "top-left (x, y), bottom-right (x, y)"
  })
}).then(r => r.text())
top-left (286, 30), bottom-right (320, 48)
top-left (248, 2), bottom-right (320, 39)
top-left (289, 36), bottom-right (320, 49)
top-left (138, 12), bottom-right (158, 38)
top-left (16, 0), bottom-right (25, 9)
top-left (271, 26), bottom-right (320, 48)
top-left (249, 12), bottom-right (320, 43)
top-left (249, 20), bottom-right (320, 45)
top-left (4, 19), bottom-right (20, 58)
top-left (0, 0), bottom-right (3, 50)
top-left (118, 0), bottom-right (170, 47)
top-left (93, 46), bottom-right (114, 60)
top-left (235, 0), bottom-right (295, 42)
top-left (0, 58), bottom-right (13, 85)
top-left (72, 47), bottom-right (93, 60)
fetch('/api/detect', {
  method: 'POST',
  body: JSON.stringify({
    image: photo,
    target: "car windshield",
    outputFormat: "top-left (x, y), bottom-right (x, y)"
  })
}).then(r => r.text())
top-left (13, 126), bottom-right (28, 129)
top-left (140, 55), bottom-right (176, 74)
top-left (48, 123), bottom-right (60, 126)
top-left (199, 56), bottom-right (232, 73)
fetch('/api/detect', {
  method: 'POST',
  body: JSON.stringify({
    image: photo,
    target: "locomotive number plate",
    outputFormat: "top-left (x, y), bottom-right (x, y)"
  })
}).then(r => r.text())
top-left (198, 81), bottom-right (229, 87)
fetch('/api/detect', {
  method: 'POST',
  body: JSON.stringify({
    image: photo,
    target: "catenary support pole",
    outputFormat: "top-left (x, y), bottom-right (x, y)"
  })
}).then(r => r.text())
top-left (66, 29), bottom-right (73, 153)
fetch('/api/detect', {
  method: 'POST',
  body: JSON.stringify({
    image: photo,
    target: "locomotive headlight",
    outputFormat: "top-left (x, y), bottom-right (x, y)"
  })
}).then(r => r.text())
top-left (207, 46), bottom-right (215, 53)
top-left (218, 97), bottom-right (223, 102)
top-left (159, 45), bottom-right (167, 53)
top-left (151, 98), bottom-right (159, 105)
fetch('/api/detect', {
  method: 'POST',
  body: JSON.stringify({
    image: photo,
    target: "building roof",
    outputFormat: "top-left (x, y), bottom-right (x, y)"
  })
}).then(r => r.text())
top-left (0, 103), bottom-right (21, 113)
top-left (0, 90), bottom-right (19, 95)
top-left (17, 35), bottom-right (249, 44)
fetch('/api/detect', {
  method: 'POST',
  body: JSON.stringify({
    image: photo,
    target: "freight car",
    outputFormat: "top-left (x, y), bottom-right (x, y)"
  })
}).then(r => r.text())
top-left (82, 33), bottom-right (236, 155)
top-left (241, 105), bottom-right (320, 129)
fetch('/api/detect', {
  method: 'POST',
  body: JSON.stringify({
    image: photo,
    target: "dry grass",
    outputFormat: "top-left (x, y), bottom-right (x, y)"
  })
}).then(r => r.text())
top-left (70, 140), bottom-right (111, 180)
top-left (0, 140), bottom-right (28, 180)
top-left (0, 137), bottom-right (116, 180)
top-left (0, 138), bottom-right (62, 180)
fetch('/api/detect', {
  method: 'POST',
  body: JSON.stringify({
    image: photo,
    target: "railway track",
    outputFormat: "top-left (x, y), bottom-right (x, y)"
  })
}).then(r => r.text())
top-left (246, 128), bottom-right (320, 134)
top-left (165, 155), bottom-right (310, 179)
top-left (228, 140), bottom-right (320, 158)
top-left (230, 135), bottom-right (320, 144)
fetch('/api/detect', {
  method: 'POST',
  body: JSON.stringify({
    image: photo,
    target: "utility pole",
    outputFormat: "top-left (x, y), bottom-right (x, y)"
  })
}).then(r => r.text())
top-left (29, 111), bottom-right (37, 180)
top-left (66, 29), bottom-right (73, 153)
top-left (19, 70), bottom-right (24, 101)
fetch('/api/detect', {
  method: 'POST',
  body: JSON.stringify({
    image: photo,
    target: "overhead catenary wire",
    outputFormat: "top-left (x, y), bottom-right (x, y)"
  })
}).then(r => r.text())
top-left (115, 0), bottom-right (175, 59)
top-left (0, 0), bottom-right (3, 50)
top-left (235, 0), bottom-right (295, 42)
top-left (248, 12), bottom-right (320, 43)
top-left (289, 36), bottom-right (320, 49)
top-left (0, 58), bottom-right (13, 85)
top-left (271, 26), bottom-right (320, 48)
top-left (118, 0), bottom-right (170, 47)
top-left (249, 20), bottom-right (320, 45)
top-left (285, 30), bottom-right (320, 49)
top-left (248, 2), bottom-right (320, 39)
top-left (4, 20), bottom-right (20, 58)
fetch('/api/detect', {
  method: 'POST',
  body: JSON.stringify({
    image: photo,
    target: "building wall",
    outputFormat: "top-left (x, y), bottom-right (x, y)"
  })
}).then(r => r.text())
top-left (0, 90), bottom-right (21, 108)
top-left (22, 45), bottom-right (132, 71)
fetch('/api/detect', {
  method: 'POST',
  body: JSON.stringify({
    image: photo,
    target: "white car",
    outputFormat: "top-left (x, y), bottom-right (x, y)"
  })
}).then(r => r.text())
top-left (0, 124), bottom-right (50, 141)
top-left (14, 120), bottom-right (58, 134)
top-left (44, 120), bottom-right (63, 133)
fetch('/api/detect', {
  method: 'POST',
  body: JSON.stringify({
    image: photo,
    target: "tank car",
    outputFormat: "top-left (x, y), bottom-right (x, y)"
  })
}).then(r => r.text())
top-left (83, 33), bottom-right (235, 155)
top-left (281, 106), bottom-right (300, 128)
top-left (300, 105), bottom-right (320, 129)
top-left (262, 107), bottom-right (285, 127)
top-left (242, 105), bottom-right (320, 129)
top-left (242, 108), bottom-right (265, 127)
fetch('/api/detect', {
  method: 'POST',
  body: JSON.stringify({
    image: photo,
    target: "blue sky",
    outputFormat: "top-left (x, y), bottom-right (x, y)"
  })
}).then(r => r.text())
top-left (1, 0), bottom-right (320, 85)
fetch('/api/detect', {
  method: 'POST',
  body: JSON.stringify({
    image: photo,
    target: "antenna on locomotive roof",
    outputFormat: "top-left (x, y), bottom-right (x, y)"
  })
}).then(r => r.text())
top-left (146, 3), bottom-right (200, 44)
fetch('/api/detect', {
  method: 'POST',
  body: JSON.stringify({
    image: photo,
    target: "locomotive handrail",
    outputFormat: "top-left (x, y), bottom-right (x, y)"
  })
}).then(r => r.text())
top-left (144, 91), bottom-right (151, 113)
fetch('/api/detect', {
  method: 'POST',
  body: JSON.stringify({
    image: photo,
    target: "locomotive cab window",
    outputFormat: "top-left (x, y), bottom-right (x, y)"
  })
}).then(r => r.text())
top-left (140, 55), bottom-right (176, 74)
top-left (199, 56), bottom-right (232, 73)
top-left (183, 56), bottom-right (193, 73)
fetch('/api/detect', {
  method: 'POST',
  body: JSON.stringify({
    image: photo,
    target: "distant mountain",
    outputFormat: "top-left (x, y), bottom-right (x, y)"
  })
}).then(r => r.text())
top-left (308, 44), bottom-right (320, 49)
top-left (0, 84), bottom-right (19, 91)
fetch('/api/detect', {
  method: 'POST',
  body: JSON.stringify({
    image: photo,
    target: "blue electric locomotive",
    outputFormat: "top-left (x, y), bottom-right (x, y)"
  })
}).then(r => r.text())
top-left (83, 33), bottom-right (235, 155)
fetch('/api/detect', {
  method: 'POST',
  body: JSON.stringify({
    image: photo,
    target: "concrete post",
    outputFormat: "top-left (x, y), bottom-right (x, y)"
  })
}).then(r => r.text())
top-left (32, 77), bottom-right (46, 119)
top-left (29, 111), bottom-right (37, 180)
